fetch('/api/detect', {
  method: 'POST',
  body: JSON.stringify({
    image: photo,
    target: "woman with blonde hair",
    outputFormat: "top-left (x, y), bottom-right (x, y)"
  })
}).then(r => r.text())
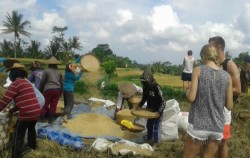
top-left (183, 44), bottom-right (233, 158)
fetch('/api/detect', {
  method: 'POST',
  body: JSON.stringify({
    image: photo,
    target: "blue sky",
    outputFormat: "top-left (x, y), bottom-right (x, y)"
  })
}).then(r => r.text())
top-left (0, 0), bottom-right (250, 65)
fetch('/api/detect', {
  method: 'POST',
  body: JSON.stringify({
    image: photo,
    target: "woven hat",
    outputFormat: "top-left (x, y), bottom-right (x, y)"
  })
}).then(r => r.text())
top-left (80, 53), bottom-right (100, 72)
top-left (47, 56), bottom-right (60, 64)
top-left (3, 59), bottom-right (20, 70)
top-left (118, 82), bottom-right (138, 98)
top-left (6, 63), bottom-right (27, 72)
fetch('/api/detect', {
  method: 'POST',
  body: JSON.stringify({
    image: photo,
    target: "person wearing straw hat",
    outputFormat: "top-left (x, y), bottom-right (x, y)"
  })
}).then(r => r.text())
top-left (115, 82), bottom-right (143, 113)
top-left (0, 63), bottom-right (40, 158)
top-left (39, 56), bottom-right (63, 124)
top-left (136, 70), bottom-right (166, 148)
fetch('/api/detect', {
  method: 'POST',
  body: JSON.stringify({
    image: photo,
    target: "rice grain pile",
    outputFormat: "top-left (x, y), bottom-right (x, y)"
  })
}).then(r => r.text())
top-left (63, 113), bottom-right (140, 139)
top-left (131, 109), bottom-right (159, 118)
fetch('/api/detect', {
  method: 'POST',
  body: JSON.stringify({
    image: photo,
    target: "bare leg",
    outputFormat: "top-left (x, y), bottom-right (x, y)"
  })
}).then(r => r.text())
top-left (183, 81), bottom-right (185, 90)
top-left (202, 139), bottom-right (220, 158)
top-left (218, 139), bottom-right (228, 158)
top-left (183, 134), bottom-right (201, 158)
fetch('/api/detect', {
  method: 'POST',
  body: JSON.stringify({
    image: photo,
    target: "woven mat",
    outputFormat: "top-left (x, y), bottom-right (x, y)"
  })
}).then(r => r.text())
top-left (80, 54), bottom-right (100, 72)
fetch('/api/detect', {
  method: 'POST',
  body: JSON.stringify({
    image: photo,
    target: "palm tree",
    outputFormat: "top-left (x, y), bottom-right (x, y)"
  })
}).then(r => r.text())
top-left (69, 36), bottom-right (83, 52)
top-left (1, 10), bottom-right (31, 58)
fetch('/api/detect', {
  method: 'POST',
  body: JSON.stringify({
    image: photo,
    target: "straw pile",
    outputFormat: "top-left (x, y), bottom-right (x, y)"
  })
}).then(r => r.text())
top-left (111, 142), bottom-right (152, 156)
top-left (63, 113), bottom-right (139, 139)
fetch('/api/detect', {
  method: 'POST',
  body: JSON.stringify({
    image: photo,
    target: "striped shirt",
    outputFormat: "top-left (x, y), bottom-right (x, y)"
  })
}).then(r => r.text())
top-left (0, 78), bottom-right (40, 121)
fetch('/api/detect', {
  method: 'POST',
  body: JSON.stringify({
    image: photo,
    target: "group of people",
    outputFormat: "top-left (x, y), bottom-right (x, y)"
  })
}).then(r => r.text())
top-left (183, 36), bottom-right (242, 158)
top-left (0, 56), bottom-right (84, 158)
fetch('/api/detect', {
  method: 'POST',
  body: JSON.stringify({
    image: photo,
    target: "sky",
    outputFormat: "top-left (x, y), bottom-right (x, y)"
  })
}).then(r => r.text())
top-left (0, 0), bottom-right (250, 65)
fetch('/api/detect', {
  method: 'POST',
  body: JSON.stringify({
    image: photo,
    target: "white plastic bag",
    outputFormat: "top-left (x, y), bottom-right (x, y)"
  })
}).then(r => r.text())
top-left (177, 112), bottom-right (189, 131)
top-left (162, 99), bottom-right (180, 122)
top-left (161, 114), bottom-right (179, 141)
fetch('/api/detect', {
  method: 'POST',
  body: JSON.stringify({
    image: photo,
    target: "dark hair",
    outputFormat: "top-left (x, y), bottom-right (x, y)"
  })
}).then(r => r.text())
top-left (187, 50), bottom-right (193, 55)
top-left (208, 36), bottom-right (225, 51)
top-left (65, 64), bottom-right (71, 72)
top-left (9, 69), bottom-right (28, 82)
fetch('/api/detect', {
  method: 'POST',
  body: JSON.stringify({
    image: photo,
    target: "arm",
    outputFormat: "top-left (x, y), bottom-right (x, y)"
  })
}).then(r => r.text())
top-left (186, 66), bottom-right (200, 103)
top-left (138, 87), bottom-right (147, 108)
top-left (226, 75), bottom-right (233, 110)
top-left (28, 72), bottom-right (35, 82)
top-left (39, 70), bottom-right (48, 92)
top-left (227, 61), bottom-right (241, 96)
top-left (0, 84), bottom-right (17, 111)
top-left (157, 85), bottom-right (166, 114)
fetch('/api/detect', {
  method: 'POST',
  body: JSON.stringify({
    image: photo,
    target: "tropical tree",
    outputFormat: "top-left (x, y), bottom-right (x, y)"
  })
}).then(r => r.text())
top-left (69, 36), bottom-right (82, 52)
top-left (26, 40), bottom-right (44, 59)
top-left (0, 39), bottom-right (13, 57)
top-left (1, 10), bottom-right (31, 58)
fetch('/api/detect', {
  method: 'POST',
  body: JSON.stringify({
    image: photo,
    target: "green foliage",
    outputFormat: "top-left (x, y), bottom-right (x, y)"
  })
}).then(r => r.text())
top-left (102, 60), bottom-right (117, 81)
top-left (233, 52), bottom-right (249, 67)
top-left (74, 81), bottom-right (88, 94)
top-left (162, 86), bottom-right (187, 102)
top-left (92, 44), bottom-right (114, 62)
top-left (100, 83), bottom-right (118, 97)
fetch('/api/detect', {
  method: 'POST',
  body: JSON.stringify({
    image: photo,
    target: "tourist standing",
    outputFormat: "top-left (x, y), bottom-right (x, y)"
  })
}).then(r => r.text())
top-left (183, 44), bottom-right (233, 158)
top-left (182, 50), bottom-right (196, 90)
top-left (209, 36), bottom-right (241, 158)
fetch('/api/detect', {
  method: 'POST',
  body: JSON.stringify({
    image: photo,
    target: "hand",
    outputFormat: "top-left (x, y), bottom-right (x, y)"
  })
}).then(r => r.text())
top-left (135, 106), bottom-right (142, 111)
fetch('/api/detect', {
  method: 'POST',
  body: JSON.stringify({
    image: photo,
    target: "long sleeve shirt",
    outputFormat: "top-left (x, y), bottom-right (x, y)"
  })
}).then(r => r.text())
top-left (139, 83), bottom-right (166, 114)
top-left (63, 71), bottom-right (83, 91)
top-left (0, 78), bottom-right (40, 121)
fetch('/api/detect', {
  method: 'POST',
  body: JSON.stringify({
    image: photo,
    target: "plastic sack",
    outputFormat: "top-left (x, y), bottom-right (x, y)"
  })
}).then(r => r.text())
top-left (162, 99), bottom-right (180, 122)
top-left (177, 112), bottom-right (189, 131)
top-left (91, 137), bottom-right (113, 152)
top-left (161, 114), bottom-right (179, 141)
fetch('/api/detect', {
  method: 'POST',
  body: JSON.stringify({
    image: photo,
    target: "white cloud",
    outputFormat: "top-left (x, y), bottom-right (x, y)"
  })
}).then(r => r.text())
top-left (147, 5), bottom-right (179, 32)
top-left (96, 28), bottom-right (110, 39)
top-left (116, 9), bottom-right (133, 26)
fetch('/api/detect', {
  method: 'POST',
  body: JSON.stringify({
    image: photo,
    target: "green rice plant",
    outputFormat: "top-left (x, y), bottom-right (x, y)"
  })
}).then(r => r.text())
top-left (74, 81), bottom-right (88, 94)
top-left (100, 83), bottom-right (118, 97)
top-left (162, 86), bottom-right (187, 102)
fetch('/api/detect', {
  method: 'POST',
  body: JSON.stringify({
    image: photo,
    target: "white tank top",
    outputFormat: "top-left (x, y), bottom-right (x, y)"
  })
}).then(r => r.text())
top-left (183, 56), bottom-right (195, 73)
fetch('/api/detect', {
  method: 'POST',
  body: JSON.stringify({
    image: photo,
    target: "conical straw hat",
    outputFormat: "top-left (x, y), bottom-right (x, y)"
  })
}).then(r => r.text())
top-left (47, 56), bottom-right (60, 64)
top-left (118, 82), bottom-right (137, 98)
top-left (80, 53), bottom-right (100, 72)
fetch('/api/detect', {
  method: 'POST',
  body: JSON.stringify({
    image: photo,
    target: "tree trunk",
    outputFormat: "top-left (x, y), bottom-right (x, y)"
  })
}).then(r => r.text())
top-left (14, 35), bottom-right (17, 58)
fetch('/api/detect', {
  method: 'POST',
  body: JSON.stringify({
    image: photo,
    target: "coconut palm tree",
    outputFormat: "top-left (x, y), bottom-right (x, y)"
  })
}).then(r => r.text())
top-left (69, 36), bottom-right (83, 52)
top-left (1, 10), bottom-right (31, 58)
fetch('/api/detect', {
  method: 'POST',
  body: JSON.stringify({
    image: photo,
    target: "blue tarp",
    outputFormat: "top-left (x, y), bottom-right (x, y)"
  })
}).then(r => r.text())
top-left (37, 104), bottom-right (147, 149)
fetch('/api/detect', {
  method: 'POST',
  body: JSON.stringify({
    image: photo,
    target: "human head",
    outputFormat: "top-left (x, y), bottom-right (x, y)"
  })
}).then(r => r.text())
top-left (31, 60), bottom-right (41, 71)
top-left (200, 44), bottom-right (219, 65)
top-left (208, 36), bottom-right (225, 51)
top-left (7, 63), bottom-right (28, 82)
top-left (140, 70), bottom-right (155, 88)
top-left (187, 50), bottom-right (193, 56)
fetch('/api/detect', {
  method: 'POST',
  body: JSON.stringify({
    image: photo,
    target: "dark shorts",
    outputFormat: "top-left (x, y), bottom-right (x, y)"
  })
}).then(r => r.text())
top-left (181, 72), bottom-right (192, 81)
